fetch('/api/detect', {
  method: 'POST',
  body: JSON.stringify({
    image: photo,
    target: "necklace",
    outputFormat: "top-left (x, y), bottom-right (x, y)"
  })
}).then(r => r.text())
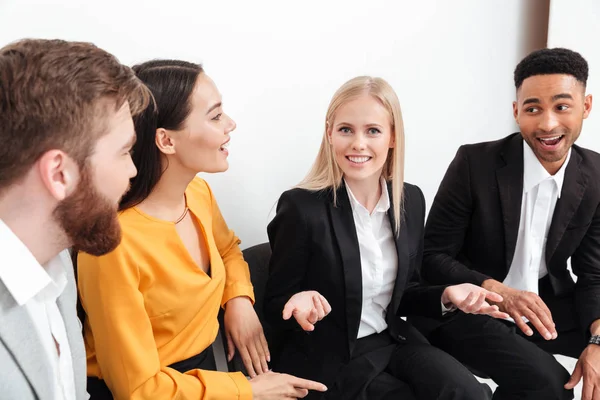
top-left (174, 195), bottom-right (189, 224)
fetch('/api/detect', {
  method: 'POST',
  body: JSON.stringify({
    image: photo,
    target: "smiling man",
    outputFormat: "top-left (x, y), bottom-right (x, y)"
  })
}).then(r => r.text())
top-left (413, 48), bottom-right (600, 400)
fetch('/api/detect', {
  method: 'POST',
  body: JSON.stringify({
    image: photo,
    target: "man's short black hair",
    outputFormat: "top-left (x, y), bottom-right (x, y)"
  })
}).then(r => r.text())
top-left (514, 47), bottom-right (588, 90)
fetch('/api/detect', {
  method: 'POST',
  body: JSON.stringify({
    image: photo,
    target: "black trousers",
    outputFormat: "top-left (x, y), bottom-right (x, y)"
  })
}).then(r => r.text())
top-left (411, 278), bottom-right (586, 400)
top-left (87, 346), bottom-right (217, 399)
top-left (333, 331), bottom-right (490, 400)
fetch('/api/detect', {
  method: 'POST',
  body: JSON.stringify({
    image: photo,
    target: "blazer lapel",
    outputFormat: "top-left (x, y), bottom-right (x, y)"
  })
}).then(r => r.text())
top-left (56, 272), bottom-right (86, 400)
top-left (0, 283), bottom-right (53, 400)
top-left (328, 186), bottom-right (363, 355)
top-left (546, 149), bottom-right (586, 263)
top-left (496, 135), bottom-right (524, 271)
top-left (387, 192), bottom-right (409, 316)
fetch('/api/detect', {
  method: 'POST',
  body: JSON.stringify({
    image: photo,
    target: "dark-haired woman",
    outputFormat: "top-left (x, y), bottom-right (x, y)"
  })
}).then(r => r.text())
top-left (77, 60), bottom-right (327, 400)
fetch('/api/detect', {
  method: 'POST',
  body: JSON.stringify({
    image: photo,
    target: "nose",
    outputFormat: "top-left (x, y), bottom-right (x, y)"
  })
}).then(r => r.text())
top-left (352, 133), bottom-right (366, 151)
top-left (538, 111), bottom-right (560, 133)
top-left (129, 157), bottom-right (138, 179)
top-left (226, 114), bottom-right (236, 134)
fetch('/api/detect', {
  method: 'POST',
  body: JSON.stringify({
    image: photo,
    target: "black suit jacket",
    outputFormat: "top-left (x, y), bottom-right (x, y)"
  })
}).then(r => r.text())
top-left (423, 133), bottom-right (600, 333)
top-left (264, 182), bottom-right (446, 396)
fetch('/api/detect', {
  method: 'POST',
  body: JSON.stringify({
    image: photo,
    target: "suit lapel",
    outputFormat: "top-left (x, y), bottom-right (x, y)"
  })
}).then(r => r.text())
top-left (387, 192), bottom-right (408, 316)
top-left (0, 283), bottom-right (53, 400)
top-left (496, 135), bottom-right (524, 271)
top-left (56, 255), bottom-right (85, 400)
top-left (546, 149), bottom-right (586, 263)
top-left (328, 186), bottom-right (363, 355)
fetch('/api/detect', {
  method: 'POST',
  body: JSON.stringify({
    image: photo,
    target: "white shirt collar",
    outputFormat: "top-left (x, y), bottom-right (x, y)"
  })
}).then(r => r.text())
top-left (523, 141), bottom-right (571, 198)
top-left (0, 219), bottom-right (67, 305)
top-left (345, 178), bottom-right (390, 214)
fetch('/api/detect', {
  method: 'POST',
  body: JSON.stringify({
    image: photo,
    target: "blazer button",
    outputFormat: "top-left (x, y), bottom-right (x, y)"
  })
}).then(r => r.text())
top-left (397, 335), bottom-right (406, 340)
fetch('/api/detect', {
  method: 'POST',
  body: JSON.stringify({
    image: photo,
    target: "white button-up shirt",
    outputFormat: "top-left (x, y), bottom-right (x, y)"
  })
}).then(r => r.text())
top-left (0, 219), bottom-right (76, 400)
top-left (503, 141), bottom-right (571, 294)
top-left (345, 179), bottom-right (398, 339)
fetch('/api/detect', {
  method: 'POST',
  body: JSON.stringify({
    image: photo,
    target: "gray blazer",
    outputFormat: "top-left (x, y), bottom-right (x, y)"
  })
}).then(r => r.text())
top-left (0, 250), bottom-right (88, 399)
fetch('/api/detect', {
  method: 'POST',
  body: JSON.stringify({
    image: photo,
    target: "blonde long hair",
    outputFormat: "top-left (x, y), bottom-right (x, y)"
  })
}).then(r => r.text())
top-left (297, 76), bottom-right (405, 233)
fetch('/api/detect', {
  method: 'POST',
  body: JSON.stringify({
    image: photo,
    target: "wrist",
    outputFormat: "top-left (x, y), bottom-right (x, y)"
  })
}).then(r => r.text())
top-left (590, 319), bottom-right (600, 336)
top-left (441, 287), bottom-right (452, 307)
top-left (482, 279), bottom-right (503, 293)
top-left (225, 296), bottom-right (252, 309)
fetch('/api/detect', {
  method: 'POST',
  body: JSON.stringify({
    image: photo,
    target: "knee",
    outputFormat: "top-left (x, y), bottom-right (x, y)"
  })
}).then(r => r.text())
top-left (509, 364), bottom-right (572, 400)
top-left (458, 381), bottom-right (492, 400)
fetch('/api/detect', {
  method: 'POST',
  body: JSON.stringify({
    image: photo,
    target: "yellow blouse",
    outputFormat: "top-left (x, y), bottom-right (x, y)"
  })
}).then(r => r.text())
top-left (78, 177), bottom-right (254, 400)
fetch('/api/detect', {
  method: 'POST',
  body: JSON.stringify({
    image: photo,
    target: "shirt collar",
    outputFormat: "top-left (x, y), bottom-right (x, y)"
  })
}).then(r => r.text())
top-left (345, 178), bottom-right (390, 215)
top-left (0, 219), bottom-right (67, 305)
top-left (522, 141), bottom-right (571, 198)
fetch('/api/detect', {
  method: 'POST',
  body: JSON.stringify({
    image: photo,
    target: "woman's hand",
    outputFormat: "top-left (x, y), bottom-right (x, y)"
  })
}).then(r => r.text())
top-left (282, 291), bottom-right (331, 331)
top-left (441, 283), bottom-right (510, 319)
top-left (224, 296), bottom-right (270, 377)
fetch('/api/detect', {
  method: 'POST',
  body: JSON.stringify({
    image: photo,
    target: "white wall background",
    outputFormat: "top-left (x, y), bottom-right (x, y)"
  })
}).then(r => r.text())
top-left (548, 0), bottom-right (600, 151)
top-left (0, 0), bottom-right (574, 249)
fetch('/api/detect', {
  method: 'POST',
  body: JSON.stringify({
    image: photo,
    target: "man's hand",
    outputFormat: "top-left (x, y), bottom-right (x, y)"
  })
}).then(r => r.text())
top-left (224, 296), bottom-right (270, 378)
top-left (482, 279), bottom-right (557, 340)
top-left (565, 344), bottom-right (600, 399)
top-left (441, 283), bottom-right (509, 319)
top-left (282, 291), bottom-right (331, 331)
top-left (250, 371), bottom-right (328, 400)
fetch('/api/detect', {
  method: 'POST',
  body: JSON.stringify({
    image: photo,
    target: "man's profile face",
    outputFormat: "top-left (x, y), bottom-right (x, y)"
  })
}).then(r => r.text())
top-left (54, 101), bottom-right (137, 255)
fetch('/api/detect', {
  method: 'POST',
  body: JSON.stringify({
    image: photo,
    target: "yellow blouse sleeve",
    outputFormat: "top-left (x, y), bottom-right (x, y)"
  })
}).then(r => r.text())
top-left (78, 247), bottom-right (252, 400)
top-left (203, 181), bottom-right (255, 307)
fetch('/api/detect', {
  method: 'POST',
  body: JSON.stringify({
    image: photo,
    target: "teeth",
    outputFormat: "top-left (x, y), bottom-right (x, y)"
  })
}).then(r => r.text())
top-left (540, 135), bottom-right (563, 142)
top-left (348, 156), bottom-right (370, 163)
top-left (220, 141), bottom-right (230, 150)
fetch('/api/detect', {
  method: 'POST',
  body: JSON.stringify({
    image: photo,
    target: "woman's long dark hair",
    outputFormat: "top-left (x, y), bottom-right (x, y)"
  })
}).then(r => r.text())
top-left (119, 60), bottom-right (204, 211)
top-left (74, 60), bottom-right (203, 330)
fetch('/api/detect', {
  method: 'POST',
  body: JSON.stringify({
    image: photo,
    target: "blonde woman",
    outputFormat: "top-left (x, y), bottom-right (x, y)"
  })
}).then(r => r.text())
top-left (264, 77), bottom-right (509, 400)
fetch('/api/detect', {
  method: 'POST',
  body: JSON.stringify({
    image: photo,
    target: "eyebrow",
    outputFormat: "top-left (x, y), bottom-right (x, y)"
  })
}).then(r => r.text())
top-left (122, 133), bottom-right (137, 151)
top-left (206, 102), bottom-right (222, 115)
top-left (336, 122), bottom-right (384, 128)
top-left (552, 93), bottom-right (573, 101)
top-left (523, 93), bottom-right (574, 105)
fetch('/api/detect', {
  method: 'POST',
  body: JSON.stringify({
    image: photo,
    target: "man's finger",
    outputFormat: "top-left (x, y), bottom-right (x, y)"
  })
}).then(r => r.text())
top-left (533, 296), bottom-right (557, 337)
top-left (565, 361), bottom-right (583, 389)
top-left (523, 309), bottom-right (552, 340)
top-left (512, 311), bottom-right (533, 336)
top-left (581, 375), bottom-right (593, 400)
top-left (530, 302), bottom-right (556, 339)
top-left (320, 295), bottom-right (332, 315)
top-left (289, 376), bottom-right (328, 392)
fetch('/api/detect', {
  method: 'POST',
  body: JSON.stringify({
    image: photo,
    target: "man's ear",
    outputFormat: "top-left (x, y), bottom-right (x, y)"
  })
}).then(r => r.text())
top-left (37, 150), bottom-right (80, 201)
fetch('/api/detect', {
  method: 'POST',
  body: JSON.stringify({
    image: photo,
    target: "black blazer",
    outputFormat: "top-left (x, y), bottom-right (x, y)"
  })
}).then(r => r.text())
top-left (423, 133), bottom-right (600, 333)
top-left (264, 182), bottom-right (446, 395)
